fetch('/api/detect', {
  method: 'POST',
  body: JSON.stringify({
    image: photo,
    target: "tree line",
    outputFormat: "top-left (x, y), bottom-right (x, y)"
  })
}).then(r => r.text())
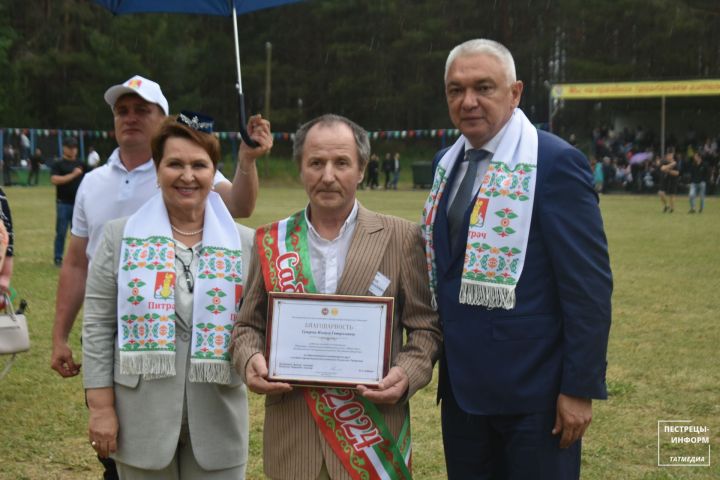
top-left (0, 0), bottom-right (718, 133)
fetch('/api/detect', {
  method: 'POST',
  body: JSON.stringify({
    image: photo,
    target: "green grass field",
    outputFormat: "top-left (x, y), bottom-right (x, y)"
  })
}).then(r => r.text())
top-left (0, 185), bottom-right (718, 479)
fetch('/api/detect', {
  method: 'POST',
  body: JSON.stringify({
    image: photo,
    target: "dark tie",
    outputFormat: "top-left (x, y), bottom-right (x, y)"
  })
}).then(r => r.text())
top-left (448, 149), bottom-right (489, 244)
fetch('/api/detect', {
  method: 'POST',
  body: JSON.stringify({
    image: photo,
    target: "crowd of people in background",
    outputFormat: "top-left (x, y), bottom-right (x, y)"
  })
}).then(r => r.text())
top-left (1, 133), bottom-right (102, 188)
top-left (572, 125), bottom-right (719, 201)
top-left (363, 151), bottom-right (401, 190)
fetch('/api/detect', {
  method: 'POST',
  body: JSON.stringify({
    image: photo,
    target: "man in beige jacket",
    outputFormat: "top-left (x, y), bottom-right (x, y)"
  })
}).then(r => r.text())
top-left (232, 114), bottom-right (441, 480)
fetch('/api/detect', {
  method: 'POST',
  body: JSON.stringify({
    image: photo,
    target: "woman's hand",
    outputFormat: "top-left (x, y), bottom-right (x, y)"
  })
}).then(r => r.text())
top-left (88, 406), bottom-right (118, 458)
top-left (87, 388), bottom-right (118, 458)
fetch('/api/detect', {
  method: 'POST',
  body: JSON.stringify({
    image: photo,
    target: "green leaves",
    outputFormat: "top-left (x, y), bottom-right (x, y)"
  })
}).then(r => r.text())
top-left (2, 0), bottom-right (718, 136)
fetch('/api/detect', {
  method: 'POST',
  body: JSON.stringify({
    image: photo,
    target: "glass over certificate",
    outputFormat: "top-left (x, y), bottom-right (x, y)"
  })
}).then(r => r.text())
top-left (265, 292), bottom-right (393, 387)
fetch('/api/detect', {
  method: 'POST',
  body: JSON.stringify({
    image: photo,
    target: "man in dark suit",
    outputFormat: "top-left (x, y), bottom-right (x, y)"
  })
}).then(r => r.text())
top-left (422, 39), bottom-right (612, 479)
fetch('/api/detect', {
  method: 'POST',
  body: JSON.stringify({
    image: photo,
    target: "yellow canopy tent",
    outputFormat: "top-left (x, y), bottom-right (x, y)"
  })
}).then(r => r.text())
top-left (549, 79), bottom-right (720, 154)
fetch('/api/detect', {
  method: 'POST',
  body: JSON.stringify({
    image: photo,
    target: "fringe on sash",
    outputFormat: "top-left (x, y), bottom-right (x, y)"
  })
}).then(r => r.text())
top-left (459, 282), bottom-right (516, 310)
top-left (189, 360), bottom-right (231, 385)
top-left (120, 351), bottom-right (176, 377)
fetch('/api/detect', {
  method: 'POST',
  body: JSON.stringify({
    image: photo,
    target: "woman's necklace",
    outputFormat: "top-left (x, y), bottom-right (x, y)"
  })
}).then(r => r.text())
top-left (171, 224), bottom-right (204, 236)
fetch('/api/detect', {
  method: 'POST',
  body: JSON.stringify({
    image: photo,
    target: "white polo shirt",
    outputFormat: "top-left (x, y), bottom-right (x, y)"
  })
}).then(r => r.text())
top-left (71, 147), bottom-right (227, 261)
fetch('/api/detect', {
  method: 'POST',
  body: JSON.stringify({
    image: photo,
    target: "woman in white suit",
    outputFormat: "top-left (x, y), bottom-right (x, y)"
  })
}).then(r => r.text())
top-left (83, 112), bottom-right (270, 479)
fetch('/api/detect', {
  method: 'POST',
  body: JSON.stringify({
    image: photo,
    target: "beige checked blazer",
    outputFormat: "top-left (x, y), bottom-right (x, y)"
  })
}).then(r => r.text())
top-left (231, 205), bottom-right (442, 480)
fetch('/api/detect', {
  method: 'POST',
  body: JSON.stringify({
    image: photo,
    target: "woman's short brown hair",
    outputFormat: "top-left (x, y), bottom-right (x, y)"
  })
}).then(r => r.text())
top-left (151, 117), bottom-right (221, 168)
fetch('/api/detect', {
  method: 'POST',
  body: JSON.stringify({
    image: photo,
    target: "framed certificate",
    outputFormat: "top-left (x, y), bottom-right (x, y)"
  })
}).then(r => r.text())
top-left (265, 292), bottom-right (394, 388)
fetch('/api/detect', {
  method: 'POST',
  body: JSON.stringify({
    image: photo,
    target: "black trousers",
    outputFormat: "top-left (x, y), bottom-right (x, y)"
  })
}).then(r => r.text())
top-left (441, 389), bottom-right (581, 480)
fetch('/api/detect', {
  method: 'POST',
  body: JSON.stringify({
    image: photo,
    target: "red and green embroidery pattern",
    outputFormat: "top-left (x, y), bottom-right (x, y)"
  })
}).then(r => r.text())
top-left (492, 208), bottom-right (518, 237)
top-left (197, 247), bottom-right (243, 284)
top-left (120, 313), bottom-right (176, 352)
top-left (422, 165), bottom-right (448, 299)
top-left (193, 322), bottom-right (233, 361)
top-left (191, 245), bottom-right (242, 362)
top-left (462, 162), bottom-right (535, 287)
top-left (479, 162), bottom-right (536, 200)
top-left (119, 237), bottom-right (241, 362)
top-left (121, 236), bottom-right (174, 271)
top-left (126, 278), bottom-right (146, 305)
top-left (205, 287), bottom-right (227, 314)
top-left (465, 243), bottom-right (522, 285)
top-left (424, 120), bottom-right (539, 309)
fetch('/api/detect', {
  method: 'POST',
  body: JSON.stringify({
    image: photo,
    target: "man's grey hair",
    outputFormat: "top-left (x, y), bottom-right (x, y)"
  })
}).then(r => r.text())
top-left (444, 39), bottom-right (517, 84)
top-left (292, 114), bottom-right (370, 171)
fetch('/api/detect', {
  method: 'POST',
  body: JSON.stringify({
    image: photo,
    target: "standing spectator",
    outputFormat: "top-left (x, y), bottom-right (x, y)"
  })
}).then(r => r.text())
top-left (86, 145), bottom-right (100, 170)
top-left (614, 157), bottom-right (630, 189)
top-left (658, 149), bottom-right (679, 213)
top-left (382, 152), bottom-right (393, 189)
top-left (593, 157), bottom-right (604, 193)
top-left (3, 144), bottom-right (15, 186)
top-left (701, 137), bottom-right (717, 158)
top-left (390, 151), bottom-right (401, 189)
top-left (19, 130), bottom-right (31, 162)
top-left (366, 153), bottom-right (380, 189)
top-left (27, 147), bottom-right (42, 186)
top-left (645, 156), bottom-right (661, 191)
top-left (601, 156), bottom-right (614, 193)
top-left (635, 126), bottom-right (646, 148)
top-left (688, 152), bottom-right (708, 213)
top-left (50, 137), bottom-right (86, 266)
top-left (630, 150), bottom-right (648, 193)
top-left (0, 187), bottom-right (14, 296)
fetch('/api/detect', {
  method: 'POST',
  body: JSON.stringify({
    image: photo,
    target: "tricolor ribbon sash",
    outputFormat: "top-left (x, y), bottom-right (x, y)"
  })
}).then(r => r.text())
top-left (422, 109), bottom-right (538, 310)
top-left (257, 210), bottom-right (412, 479)
top-left (117, 192), bottom-right (243, 384)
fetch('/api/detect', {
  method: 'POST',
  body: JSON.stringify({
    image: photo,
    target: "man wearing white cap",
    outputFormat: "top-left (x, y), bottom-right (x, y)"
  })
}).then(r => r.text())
top-left (51, 74), bottom-right (271, 376)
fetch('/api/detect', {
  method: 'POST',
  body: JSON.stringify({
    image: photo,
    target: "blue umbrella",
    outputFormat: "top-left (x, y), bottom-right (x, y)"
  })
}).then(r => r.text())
top-left (93, 0), bottom-right (306, 146)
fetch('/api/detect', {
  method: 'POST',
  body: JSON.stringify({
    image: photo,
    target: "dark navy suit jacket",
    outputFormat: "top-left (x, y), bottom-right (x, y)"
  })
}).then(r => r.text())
top-left (433, 130), bottom-right (612, 415)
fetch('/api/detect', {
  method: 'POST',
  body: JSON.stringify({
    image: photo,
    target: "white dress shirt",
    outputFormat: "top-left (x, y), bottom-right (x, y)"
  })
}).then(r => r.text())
top-left (304, 201), bottom-right (359, 294)
top-left (446, 121), bottom-right (511, 210)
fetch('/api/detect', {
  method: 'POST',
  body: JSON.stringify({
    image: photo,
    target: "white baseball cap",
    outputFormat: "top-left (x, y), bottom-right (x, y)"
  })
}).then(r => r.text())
top-left (104, 75), bottom-right (169, 115)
